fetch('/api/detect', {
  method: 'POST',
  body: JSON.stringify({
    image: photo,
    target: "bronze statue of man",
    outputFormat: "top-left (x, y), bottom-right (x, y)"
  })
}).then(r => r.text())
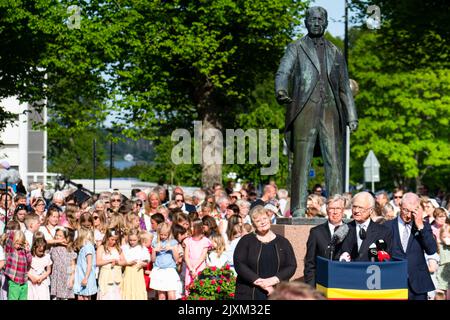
top-left (275, 6), bottom-right (358, 217)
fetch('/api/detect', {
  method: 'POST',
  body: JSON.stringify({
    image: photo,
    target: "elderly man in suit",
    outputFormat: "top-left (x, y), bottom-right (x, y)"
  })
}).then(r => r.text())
top-left (304, 194), bottom-right (347, 286)
top-left (340, 192), bottom-right (392, 261)
top-left (275, 6), bottom-right (358, 217)
top-left (384, 193), bottom-right (437, 300)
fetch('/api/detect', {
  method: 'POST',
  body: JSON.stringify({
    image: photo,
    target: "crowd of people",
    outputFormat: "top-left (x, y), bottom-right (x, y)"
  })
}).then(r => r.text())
top-left (304, 188), bottom-right (450, 300)
top-left (0, 178), bottom-right (448, 300)
top-left (0, 180), bottom-right (281, 300)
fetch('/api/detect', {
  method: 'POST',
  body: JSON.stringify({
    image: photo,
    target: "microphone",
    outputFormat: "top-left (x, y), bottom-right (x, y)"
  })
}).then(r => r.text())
top-left (375, 239), bottom-right (391, 261)
top-left (368, 243), bottom-right (378, 262)
top-left (329, 223), bottom-right (349, 246)
top-left (328, 224), bottom-right (349, 259)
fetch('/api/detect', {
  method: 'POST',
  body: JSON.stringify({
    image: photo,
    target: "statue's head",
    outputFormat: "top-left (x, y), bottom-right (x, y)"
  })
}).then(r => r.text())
top-left (305, 6), bottom-right (328, 38)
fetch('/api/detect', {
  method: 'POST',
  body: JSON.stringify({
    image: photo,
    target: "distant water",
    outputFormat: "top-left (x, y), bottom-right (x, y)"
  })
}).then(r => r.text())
top-left (104, 160), bottom-right (136, 170)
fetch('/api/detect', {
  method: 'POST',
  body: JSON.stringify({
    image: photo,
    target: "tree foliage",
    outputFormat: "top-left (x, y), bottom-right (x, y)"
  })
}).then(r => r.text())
top-left (349, 0), bottom-right (450, 70)
top-left (348, 28), bottom-right (450, 191)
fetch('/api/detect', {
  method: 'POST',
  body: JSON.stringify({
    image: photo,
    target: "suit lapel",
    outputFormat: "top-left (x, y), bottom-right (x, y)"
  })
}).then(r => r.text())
top-left (300, 37), bottom-right (320, 73)
top-left (391, 217), bottom-right (402, 252)
top-left (322, 222), bottom-right (331, 240)
top-left (406, 222), bottom-right (416, 251)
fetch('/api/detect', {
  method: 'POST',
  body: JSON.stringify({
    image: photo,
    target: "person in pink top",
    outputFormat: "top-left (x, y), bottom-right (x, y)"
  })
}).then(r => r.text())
top-left (184, 219), bottom-right (212, 293)
top-left (431, 208), bottom-right (447, 243)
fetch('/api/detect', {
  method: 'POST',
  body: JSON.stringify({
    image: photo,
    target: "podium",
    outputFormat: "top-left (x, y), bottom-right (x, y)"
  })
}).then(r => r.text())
top-left (315, 257), bottom-right (408, 300)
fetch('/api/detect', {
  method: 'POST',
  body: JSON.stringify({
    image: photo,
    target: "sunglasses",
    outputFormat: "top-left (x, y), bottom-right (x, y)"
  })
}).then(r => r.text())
top-left (111, 199), bottom-right (121, 202)
top-left (136, 203), bottom-right (143, 207)
top-left (93, 216), bottom-right (99, 220)
top-left (394, 196), bottom-right (402, 199)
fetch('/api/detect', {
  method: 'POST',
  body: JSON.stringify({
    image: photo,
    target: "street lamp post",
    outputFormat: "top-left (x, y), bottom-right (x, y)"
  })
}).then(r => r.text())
top-left (109, 139), bottom-right (113, 189)
top-left (344, 0), bottom-right (350, 193)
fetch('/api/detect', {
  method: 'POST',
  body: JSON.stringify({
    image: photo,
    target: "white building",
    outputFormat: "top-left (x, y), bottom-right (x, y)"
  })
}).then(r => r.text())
top-left (0, 96), bottom-right (47, 188)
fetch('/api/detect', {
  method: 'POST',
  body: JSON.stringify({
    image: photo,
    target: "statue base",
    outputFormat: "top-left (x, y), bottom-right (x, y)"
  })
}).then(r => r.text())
top-left (271, 217), bottom-right (325, 281)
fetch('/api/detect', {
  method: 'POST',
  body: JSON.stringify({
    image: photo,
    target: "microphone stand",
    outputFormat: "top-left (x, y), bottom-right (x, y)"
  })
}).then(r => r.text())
top-left (329, 238), bottom-right (336, 260)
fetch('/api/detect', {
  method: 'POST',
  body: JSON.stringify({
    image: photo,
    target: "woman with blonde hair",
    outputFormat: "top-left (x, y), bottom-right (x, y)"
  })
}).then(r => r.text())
top-left (140, 192), bottom-right (160, 232)
top-left (110, 192), bottom-right (123, 213)
top-left (234, 205), bottom-right (296, 300)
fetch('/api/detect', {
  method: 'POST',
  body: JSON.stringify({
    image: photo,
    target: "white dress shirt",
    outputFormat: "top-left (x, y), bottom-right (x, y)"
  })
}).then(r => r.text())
top-left (356, 219), bottom-right (370, 250)
top-left (327, 222), bottom-right (343, 237)
top-left (398, 217), bottom-right (411, 251)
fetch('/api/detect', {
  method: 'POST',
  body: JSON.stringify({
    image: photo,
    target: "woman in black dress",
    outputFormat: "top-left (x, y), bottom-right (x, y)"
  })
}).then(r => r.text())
top-left (233, 205), bottom-right (297, 300)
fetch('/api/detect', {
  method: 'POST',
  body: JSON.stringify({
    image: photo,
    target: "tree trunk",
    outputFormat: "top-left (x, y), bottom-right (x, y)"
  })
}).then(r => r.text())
top-left (201, 113), bottom-right (222, 188)
top-left (196, 79), bottom-right (222, 188)
top-left (415, 175), bottom-right (422, 194)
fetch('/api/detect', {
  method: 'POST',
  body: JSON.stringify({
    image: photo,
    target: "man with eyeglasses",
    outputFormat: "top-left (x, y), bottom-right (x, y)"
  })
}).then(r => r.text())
top-left (384, 193), bottom-right (437, 300)
top-left (389, 187), bottom-right (404, 215)
top-left (304, 194), bottom-right (347, 286)
top-left (340, 191), bottom-right (392, 261)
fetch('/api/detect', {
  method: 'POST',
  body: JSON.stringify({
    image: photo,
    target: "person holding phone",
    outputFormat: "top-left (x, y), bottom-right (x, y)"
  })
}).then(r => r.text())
top-left (384, 192), bottom-right (437, 300)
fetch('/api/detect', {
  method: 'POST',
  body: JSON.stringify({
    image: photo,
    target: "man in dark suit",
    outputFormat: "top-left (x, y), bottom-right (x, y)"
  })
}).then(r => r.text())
top-left (275, 6), bottom-right (358, 217)
top-left (384, 193), bottom-right (437, 300)
top-left (340, 192), bottom-right (392, 261)
top-left (173, 189), bottom-right (197, 214)
top-left (304, 194), bottom-right (347, 286)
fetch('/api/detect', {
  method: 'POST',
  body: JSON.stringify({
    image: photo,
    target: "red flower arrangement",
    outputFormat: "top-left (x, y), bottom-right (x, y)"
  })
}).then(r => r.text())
top-left (185, 264), bottom-right (236, 300)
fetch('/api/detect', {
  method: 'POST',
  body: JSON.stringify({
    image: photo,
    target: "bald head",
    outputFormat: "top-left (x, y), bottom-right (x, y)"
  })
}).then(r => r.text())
top-left (400, 192), bottom-right (420, 224)
top-left (400, 192), bottom-right (420, 207)
top-left (263, 185), bottom-right (277, 201)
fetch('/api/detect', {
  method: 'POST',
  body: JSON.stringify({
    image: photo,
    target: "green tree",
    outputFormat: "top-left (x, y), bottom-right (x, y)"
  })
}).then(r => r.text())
top-left (349, 31), bottom-right (450, 191)
top-left (110, 0), bottom-right (309, 187)
top-left (350, 0), bottom-right (450, 70)
top-left (0, 1), bottom-right (120, 128)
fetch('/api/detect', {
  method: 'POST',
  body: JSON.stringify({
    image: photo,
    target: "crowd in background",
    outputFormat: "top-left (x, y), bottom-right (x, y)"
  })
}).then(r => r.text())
top-left (0, 178), bottom-right (448, 300)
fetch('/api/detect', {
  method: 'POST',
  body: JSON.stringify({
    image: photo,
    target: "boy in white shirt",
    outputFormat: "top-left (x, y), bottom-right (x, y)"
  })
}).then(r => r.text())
top-left (24, 213), bottom-right (41, 249)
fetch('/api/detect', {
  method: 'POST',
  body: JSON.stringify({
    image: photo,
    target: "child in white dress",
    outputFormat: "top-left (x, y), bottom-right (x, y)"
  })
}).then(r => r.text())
top-left (27, 238), bottom-right (52, 300)
top-left (150, 223), bottom-right (180, 300)
top-left (120, 228), bottom-right (150, 300)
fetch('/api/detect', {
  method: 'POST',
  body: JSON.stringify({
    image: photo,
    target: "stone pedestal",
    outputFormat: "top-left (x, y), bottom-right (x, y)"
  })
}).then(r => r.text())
top-left (271, 217), bottom-right (325, 281)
